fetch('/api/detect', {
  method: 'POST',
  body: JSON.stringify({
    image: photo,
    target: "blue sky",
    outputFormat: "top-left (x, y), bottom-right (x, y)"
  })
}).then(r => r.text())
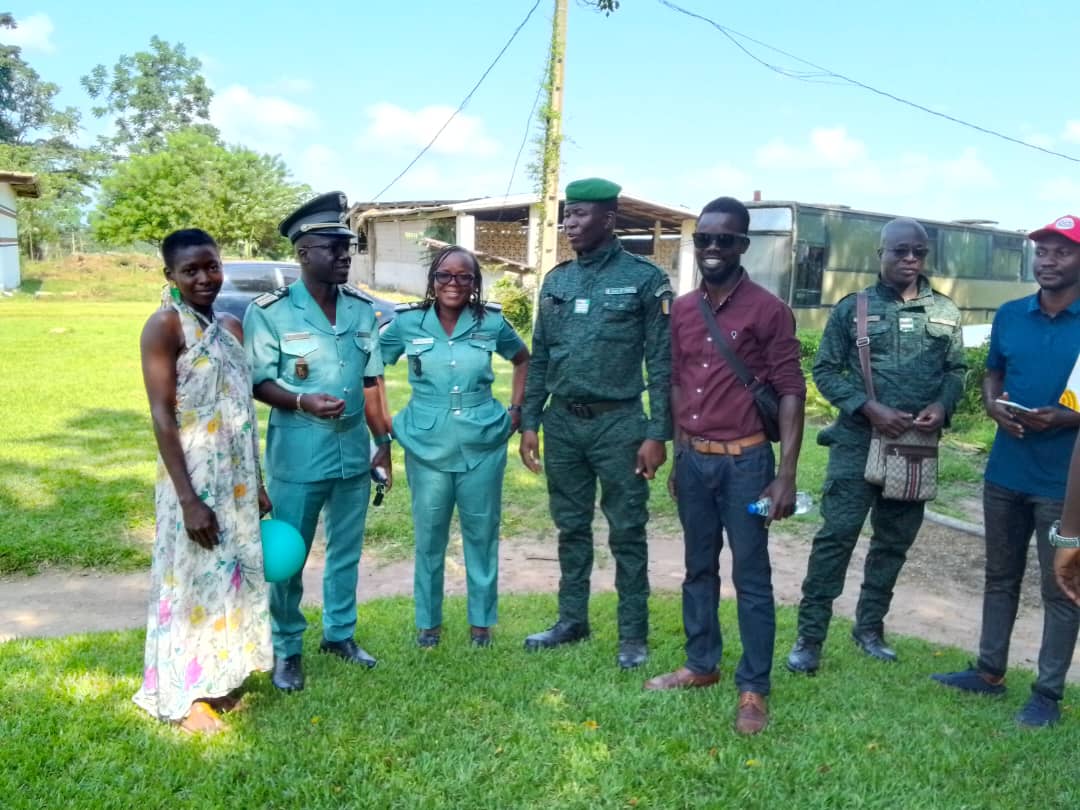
top-left (6, 1), bottom-right (1079, 230)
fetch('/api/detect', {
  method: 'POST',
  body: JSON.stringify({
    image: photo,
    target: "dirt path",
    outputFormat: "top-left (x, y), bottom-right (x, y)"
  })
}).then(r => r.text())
top-left (3, 519), bottom-right (1076, 681)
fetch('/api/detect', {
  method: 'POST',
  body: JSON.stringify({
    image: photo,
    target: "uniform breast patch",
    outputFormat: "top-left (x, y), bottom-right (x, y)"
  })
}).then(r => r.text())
top-left (604, 286), bottom-right (637, 295)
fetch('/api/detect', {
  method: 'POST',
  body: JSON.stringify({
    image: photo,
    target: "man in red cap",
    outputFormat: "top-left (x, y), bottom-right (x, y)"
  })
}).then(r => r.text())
top-left (932, 215), bottom-right (1080, 728)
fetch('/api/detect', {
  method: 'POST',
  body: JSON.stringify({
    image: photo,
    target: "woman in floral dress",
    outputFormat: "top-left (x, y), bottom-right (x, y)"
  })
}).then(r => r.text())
top-left (134, 229), bottom-right (272, 733)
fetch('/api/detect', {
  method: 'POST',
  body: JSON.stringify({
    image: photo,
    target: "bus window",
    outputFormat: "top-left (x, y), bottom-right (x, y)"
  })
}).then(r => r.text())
top-left (824, 212), bottom-right (883, 273)
top-left (938, 229), bottom-right (991, 278)
top-left (990, 233), bottom-right (1024, 281)
top-left (749, 206), bottom-right (793, 232)
top-left (793, 242), bottom-right (826, 306)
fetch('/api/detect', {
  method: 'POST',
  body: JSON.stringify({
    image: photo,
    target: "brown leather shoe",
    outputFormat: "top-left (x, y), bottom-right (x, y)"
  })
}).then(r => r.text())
top-left (734, 691), bottom-right (768, 735)
top-left (642, 666), bottom-right (720, 691)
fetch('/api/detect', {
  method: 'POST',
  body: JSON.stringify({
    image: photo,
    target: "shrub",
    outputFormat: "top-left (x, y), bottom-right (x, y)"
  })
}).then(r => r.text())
top-left (489, 274), bottom-right (532, 334)
top-left (957, 341), bottom-right (989, 417)
top-left (797, 329), bottom-right (822, 375)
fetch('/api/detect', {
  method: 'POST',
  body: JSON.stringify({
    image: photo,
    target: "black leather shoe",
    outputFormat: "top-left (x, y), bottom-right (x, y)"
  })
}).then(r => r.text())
top-left (617, 638), bottom-right (648, 670)
top-left (524, 620), bottom-right (590, 651)
top-left (786, 637), bottom-right (822, 674)
top-left (271, 654), bottom-right (304, 692)
top-left (320, 637), bottom-right (378, 668)
top-left (852, 629), bottom-right (897, 662)
top-left (470, 627), bottom-right (492, 648)
top-left (417, 628), bottom-right (441, 648)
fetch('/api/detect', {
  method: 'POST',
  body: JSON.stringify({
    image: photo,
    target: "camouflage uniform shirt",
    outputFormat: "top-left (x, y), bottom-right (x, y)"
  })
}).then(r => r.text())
top-left (813, 275), bottom-right (966, 477)
top-left (522, 238), bottom-right (673, 441)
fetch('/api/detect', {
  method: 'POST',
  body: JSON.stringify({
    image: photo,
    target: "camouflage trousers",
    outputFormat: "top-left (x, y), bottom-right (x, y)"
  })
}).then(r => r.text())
top-left (796, 477), bottom-right (926, 642)
top-left (542, 402), bottom-right (650, 641)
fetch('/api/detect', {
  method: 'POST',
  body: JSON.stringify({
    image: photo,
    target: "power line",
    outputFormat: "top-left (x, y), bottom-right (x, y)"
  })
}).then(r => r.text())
top-left (495, 73), bottom-right (546, 221)
top-left (371, 0), bottom-right (544, 202)
top-left (658, 0), bottom-right (1080, 164)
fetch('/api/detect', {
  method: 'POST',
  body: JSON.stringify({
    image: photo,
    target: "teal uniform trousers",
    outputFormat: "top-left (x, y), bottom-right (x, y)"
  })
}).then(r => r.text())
top-left (244, 279), bottom-right (383, 658)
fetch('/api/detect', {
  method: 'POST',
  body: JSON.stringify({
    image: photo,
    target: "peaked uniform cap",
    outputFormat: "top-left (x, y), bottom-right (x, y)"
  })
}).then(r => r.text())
top-left (279, 191), bottom-right (354, 242)
top-left (565, 178), bottom-right (622, 203)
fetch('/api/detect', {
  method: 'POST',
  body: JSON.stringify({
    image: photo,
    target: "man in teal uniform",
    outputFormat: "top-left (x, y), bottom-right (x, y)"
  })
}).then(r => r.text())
top-left (520, 178), bottom-right (673, 669)
top-left (244, 191), bottom-right (394, 692)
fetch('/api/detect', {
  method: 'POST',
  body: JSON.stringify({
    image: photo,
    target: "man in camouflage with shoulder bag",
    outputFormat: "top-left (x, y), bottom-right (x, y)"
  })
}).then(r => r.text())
top-left (787, 217), bottom-right (966, 674)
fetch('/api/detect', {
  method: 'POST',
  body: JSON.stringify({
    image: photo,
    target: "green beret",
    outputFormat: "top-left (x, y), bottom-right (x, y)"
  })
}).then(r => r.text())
top-left (279, 191), bottom-right (354, 243)
top-left (565, 177), bottom-right (621, 203)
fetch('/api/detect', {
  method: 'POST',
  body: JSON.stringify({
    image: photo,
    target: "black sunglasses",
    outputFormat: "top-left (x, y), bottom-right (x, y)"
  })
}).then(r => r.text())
top-left (434, 271), bottom-right (475, 286)
top-left (692, 232), bottom-right (748, 250)
top-left (888, 246), bottom-right (929, 260)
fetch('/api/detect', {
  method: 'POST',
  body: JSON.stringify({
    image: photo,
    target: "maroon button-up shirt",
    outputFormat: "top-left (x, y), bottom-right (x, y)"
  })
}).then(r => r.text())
top-left (671, 271), bottom-right (806, 441)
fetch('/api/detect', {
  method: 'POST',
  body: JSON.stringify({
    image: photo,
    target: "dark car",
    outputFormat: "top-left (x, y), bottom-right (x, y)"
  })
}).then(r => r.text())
top-left (214, 261), bottom-right (397, 327)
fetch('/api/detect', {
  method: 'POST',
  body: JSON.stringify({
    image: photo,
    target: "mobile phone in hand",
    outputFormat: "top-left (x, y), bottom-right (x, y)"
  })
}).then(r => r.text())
top-left (994, 398), bottom-right (1036, 413)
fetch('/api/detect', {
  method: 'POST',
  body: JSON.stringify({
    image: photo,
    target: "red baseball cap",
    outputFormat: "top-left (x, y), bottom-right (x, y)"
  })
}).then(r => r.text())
top-left (1029, 215), bottom-right (1080, 244)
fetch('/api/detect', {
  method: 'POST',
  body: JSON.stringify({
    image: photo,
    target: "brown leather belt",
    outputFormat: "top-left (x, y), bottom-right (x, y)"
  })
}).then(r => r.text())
top-left (689, 432), bottom-right (768, 456)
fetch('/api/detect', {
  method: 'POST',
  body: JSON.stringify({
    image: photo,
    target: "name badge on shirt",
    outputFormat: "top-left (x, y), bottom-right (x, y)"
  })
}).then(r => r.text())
top-left (411, 337), bottom-right (435, 345)
top-left (605, 286), bottom-right (637, 295)
top-left (574, 298), bottom-right (590, 314)
top-left (899, 316), bottom-right (915, 333)
top-left (284, 331), bottom-right (312, 341)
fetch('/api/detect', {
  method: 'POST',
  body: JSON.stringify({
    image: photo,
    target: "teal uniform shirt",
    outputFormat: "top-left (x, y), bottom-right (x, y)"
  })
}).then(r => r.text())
top-left (380, 303), bottom-right (525, 472)
top-left (244, 280), bottom-right (383, 483)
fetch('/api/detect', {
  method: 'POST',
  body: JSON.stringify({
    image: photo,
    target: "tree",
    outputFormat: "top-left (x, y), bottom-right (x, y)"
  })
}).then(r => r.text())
top-left (91, 129), bottom-right (309, 257)
top-left (81, 37), bottom-right (216, 155)
top-left (0, 14), bottom-right (95, 257)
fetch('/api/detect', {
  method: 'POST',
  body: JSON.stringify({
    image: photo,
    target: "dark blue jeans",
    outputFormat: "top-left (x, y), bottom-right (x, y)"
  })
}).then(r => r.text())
top-left (675, 444), bottom-right (775, 695)
top-left (979, 482), bottom-right (1079, 702)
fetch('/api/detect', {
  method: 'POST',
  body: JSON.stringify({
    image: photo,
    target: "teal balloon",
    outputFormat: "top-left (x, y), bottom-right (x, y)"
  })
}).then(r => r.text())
top-left (260, 519), bottom-right (306, 583)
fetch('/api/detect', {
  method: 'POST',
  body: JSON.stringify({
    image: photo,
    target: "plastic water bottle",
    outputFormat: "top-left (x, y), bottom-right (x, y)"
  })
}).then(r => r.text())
top-left (747, 491), bottom-right (813, 517)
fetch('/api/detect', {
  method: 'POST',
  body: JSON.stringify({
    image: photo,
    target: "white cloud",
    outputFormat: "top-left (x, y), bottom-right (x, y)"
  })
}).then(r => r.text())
top-left (357, 102), bottom-right (500, 157)
top-left (277, 78), bottom-right (314, 95)
top-left (0, 13), bottom-right (55, 53)
top-left (1024, 133), bottom-right (1055, 149)
top-left (755, 127), bottom-right (866, 170)
top-left (1063, 121), bottom-right (1080, 143)
top-left (210, 84), bottom-right (317, 155)
top-left (1038, 177), bottom-right (1080, 203)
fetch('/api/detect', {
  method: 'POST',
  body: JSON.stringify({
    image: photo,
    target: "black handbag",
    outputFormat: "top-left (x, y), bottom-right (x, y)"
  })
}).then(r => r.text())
top-left (696, 296), bottom-right (782, 442)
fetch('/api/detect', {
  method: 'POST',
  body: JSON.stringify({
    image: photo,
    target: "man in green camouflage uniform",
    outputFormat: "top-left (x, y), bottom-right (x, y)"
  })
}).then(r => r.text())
top-left (519, 178), bottom-right (673, 669)
top-left (787, 218), bottom-right (966, 674)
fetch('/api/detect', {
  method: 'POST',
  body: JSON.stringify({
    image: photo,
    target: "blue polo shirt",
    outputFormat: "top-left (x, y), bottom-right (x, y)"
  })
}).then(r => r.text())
top-left (984, 293), bottom-right (1080, 499)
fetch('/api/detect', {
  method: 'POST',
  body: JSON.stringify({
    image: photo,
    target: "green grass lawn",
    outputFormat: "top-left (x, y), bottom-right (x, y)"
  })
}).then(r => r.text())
top-left (0, 294), bottom-right (989, 575)
top-left (1, 594), bottom-right (1075, 809)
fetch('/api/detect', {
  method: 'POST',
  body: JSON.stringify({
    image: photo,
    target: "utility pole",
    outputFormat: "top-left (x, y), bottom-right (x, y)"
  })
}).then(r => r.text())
top-left (535, 0), bottom-right (567, 288)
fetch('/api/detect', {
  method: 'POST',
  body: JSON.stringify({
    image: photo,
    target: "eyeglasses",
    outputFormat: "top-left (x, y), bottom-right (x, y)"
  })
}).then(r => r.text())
top-left (888, 246), bottom-right (929, 260)
top-left (304, 241), bottom-right (358, 257)
top-left (692, 232), bottom-right (748, 250)
top-left (434, 271), bottom-right (475, 286)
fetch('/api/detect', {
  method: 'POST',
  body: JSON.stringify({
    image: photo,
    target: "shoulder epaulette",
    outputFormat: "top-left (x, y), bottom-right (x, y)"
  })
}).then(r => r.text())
top-left (253, 286), bottom-right (289, 308)
top-left (625, 252), bottom-right (664, 272)
top-left (394, 301), bottom-right (425, 313)
top-left (340, 284), bottom-right (374, 304)
top-left (549, 259), bottom-right (573, 274)
top-left (484, 301), bottom-right (503, 313)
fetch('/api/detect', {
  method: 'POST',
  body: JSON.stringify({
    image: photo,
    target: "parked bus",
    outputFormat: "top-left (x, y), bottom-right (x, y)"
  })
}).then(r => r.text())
top-left (732, 201), bottom-right (1035, 330)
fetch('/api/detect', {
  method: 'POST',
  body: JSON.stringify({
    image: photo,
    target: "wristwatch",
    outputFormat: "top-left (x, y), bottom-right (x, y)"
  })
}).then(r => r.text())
top-left (1049, 521), bottom-right (1080, 548)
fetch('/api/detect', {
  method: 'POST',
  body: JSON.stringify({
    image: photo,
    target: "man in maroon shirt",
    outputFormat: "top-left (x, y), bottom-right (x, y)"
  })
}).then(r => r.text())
top-left (643, 196), bottom-right (806, 735)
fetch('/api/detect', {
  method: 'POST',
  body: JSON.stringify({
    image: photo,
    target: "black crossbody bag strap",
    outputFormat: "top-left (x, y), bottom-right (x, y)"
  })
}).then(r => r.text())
top-left (696, 295), bottom-right (756, 388)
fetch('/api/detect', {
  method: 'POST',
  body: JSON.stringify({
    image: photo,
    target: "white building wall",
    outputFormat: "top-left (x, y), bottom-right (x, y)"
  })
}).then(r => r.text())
top-left (0, 185), bottom-right (20, 291)
top-left (371, 217), bottom-right (438, 296)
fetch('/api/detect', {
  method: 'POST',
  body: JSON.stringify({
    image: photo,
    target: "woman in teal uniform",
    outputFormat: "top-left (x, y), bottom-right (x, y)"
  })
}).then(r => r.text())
top-left (381, 246), bottom-right (530, 647)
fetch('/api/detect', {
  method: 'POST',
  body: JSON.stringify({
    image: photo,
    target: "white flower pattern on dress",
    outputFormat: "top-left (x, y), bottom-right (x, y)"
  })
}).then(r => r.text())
top-left (133, 302), bottom-right (271, 722)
